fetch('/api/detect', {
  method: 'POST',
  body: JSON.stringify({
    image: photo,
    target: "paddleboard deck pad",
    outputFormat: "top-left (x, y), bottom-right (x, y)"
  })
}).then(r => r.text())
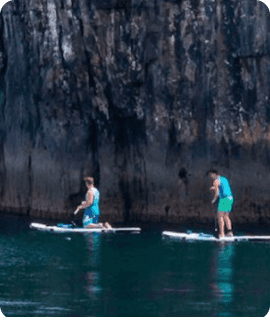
top-left (30, 223), bottom-right (141, 233)
top-left (162, 231), bottom-right (270, 242)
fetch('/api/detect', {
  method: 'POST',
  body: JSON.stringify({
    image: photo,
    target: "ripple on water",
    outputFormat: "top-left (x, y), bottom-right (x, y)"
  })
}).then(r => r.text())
top-left (0, 300), bottom-right (40, 306)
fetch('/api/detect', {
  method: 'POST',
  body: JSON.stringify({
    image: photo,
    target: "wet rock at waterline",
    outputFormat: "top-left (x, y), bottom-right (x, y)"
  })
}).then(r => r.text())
top-left (0, 0), bottom-right (270, 224)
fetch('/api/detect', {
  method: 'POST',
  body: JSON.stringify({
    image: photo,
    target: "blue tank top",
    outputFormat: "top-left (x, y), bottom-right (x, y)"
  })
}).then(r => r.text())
top-left (218, 176), bottom-right (233, 199)
top-left (85, 187), bottom-right (100, 216)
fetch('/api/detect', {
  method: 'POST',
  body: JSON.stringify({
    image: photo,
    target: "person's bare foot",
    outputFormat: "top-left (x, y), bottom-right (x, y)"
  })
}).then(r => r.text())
top-left (104, 222), bottom-right (112, 229)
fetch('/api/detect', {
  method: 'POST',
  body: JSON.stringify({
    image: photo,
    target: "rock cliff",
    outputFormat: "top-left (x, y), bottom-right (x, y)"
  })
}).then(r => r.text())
top-left (0, 0), bottom-right (270, 224)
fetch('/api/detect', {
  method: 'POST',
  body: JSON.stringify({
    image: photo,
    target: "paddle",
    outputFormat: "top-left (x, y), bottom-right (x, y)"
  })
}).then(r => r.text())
top-left (210, 185), bottom-right (218, 234)
top-left (64, 207), bottom-right (82, 228)
top-left (212, 202), bottom-right (218, 234)
top-left (69, 208), bottom-right (81, 227)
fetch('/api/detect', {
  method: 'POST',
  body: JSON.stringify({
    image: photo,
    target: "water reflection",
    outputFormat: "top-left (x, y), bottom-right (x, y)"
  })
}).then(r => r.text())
top-left (84, 271), bottom-right (101, 299)
top-left (84, 233), bottom-right (101, 266)
top-left (83, 234), bottom-right (102, 299)
top-left (210, 242), bottom-right (235, 316)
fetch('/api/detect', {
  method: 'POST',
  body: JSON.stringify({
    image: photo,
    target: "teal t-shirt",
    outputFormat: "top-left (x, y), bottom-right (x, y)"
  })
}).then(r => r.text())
top-left (218, 176), bottom-right (233, 199)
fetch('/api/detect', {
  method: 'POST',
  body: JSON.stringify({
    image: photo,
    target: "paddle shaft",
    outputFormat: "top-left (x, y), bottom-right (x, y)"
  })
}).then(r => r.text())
top-left (71, 207), bottom-right (83, 227)
top-left (212, 203), bottom-right (218, 233)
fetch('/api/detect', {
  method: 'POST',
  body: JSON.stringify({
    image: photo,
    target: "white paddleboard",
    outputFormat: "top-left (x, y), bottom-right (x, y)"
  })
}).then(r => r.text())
top-left (30, 222), bottom-right (141, 233)
top-left (162, 231), bottom-right (270, 242)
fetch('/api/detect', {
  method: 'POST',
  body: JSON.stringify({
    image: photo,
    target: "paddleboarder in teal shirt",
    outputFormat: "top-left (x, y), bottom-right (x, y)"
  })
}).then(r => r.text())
top-left (208, 169), bottom-right (234, 238)
top-left (75, 177), bottom-right (112, 229)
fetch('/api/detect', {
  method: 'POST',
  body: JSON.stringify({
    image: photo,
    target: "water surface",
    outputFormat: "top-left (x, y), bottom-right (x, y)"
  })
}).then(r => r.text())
top-left (0, 215), bottom-right (269, 316)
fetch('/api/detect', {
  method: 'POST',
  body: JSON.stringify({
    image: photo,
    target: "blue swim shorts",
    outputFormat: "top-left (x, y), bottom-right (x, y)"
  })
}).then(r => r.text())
top-left (83, 213), bottom-right (99, 227)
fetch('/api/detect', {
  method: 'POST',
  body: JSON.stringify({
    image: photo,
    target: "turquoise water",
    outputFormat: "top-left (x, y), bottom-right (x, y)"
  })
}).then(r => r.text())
top-left (0, 215), bottom-right (269, 317)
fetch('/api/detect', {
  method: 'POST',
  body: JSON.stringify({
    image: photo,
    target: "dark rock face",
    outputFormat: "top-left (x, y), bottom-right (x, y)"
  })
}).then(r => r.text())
top-left (0, 0), bottom-right (270, 223)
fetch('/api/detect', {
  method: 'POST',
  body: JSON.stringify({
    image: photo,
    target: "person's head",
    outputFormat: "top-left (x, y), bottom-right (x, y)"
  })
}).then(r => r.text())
top-left (207, 169), bottom-right (220, 180)
top-left (84, 177), bottom-right (94, 188)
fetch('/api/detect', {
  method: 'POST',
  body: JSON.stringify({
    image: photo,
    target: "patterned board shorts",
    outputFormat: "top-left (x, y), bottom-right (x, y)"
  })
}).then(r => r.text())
top-left (83, 214), bottom-right (99, 227)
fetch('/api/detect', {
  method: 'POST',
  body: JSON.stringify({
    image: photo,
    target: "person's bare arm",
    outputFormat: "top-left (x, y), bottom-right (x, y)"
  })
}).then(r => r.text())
top-left (75, 191), bottom-right (93, 212)
top-left (210, 179), bottom-right (220, 203)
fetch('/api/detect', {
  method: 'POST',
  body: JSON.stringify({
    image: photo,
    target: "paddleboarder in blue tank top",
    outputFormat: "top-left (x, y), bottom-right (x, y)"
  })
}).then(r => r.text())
top-left (75, 177), bottom-right (112, 229)
top-left (208, 169), bottom-right (234, 238)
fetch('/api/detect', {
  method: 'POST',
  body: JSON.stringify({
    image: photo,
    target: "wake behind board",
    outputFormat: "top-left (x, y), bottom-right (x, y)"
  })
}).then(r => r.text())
top-left (162, 231), bottom-right (270, 242)
top-left (30, 223), bottom-right (141, 233)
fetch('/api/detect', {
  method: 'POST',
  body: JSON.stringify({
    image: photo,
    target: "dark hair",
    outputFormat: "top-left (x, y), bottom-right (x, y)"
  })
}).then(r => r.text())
top-left (84, 177), bottom-right (94, 186)
top-left (207, 169), bottom-right (219, 175)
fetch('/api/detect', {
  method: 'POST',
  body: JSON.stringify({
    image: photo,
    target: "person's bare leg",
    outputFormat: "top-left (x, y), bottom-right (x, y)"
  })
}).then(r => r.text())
top-left (85, 223), bottom-right (97, 229)
top-left (217, 211), bottom-right (225, 237)
top-left (96, 222), bottom-right (104, 228)
top-left (224, 213), bottom-right (233, 236)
